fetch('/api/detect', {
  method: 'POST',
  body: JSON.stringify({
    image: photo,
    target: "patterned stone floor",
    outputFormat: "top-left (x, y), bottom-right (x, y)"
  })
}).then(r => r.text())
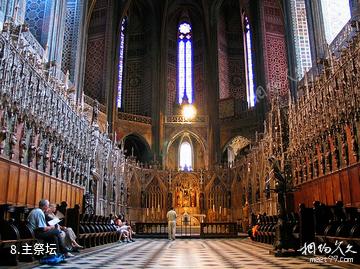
top-left (27, 238), bottom-right (347, 269)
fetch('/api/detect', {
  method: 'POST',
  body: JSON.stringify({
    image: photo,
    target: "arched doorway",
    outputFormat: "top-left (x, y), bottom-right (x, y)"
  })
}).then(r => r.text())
top-left (221, 136), bottom-right (251, 166)
top-left (122, 134), bottom-right (151, 164)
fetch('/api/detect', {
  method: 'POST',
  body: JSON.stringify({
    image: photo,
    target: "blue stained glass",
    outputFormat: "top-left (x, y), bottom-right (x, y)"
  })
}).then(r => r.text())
top-left (178, 40), bottom-right (185, 104)
top-left (117, 18), bottom-right (126, 108)
top-left (245, 18), bottom-right (255, 108)
top-left (178, 22), bottom-right (193, 104)
top-left (185, 41), bottom-right (192, 103)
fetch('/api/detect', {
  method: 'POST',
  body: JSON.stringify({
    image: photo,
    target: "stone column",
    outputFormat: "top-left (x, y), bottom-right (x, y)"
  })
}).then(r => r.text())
top-left (281, 0), bottom-right (298, 99)
top-left (0, 0), bottom-right (10, 30)
top-left (103, 0), bottom-right (117, 134)
top-left (0, 0), bottom-right (26, 29)
top-left (252, 0), bottom-right (267, 120)
top-left (349, 0), bottom-right (360, 20)
top-left (105, 0), bottom-right (131, 135)
top-left (156, 0), bottom-right (169, 165)
top-left (4, 0), bottom-right (15, 22)
top-left (305, 0), bottom-right (327, 68)
top-left (205, 1), bottom-right (221, 167)
top-left (74, 0), bottom-right (88, 102)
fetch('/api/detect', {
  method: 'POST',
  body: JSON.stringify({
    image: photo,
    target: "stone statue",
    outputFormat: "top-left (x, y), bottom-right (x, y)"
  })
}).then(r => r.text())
top-left (167, 192), bottom-right (172, 210)
top-left (200, 193), bottom-right (204, 212)
top-left (268, 156), bottom-right (292, 255)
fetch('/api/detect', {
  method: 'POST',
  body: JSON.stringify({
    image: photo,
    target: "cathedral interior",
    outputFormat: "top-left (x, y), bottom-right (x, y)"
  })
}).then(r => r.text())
top-left (0, 0), bottom-right (360, 268)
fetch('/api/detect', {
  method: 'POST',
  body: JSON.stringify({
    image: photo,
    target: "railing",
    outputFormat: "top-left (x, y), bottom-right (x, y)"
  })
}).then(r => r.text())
top-left (135, 222), bottom-right (168, 238)
top-left (200, 222), bottom-right (238, 238)
top-left (165, 115), bottom-right (208, 124)
top-left (118, 111), bottom-right (152, 124)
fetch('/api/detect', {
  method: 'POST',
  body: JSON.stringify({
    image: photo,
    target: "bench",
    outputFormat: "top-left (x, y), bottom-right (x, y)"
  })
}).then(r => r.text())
top-left (0, 205), bottom-right (43, 265)
top-left (66, 208), bottom-right (118, 248)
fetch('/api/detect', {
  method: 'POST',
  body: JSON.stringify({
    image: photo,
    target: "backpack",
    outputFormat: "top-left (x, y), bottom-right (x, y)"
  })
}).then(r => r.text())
top-left (39, 254), bottom-right (65, 265)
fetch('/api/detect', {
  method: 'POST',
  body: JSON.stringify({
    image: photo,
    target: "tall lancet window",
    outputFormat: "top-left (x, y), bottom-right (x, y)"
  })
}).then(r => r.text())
top-left (117, 17), bottom-right (127, 109)
top-left (178, 20), bottom-right (193, 104)
top-left (290, 0), bottom-right (312, 79)
top-left (244, 17), bottom-right (255, 108)
top-left (179, 141), bottom-right (192, 171)
top-left (321, 0), bottom-right (350, 44)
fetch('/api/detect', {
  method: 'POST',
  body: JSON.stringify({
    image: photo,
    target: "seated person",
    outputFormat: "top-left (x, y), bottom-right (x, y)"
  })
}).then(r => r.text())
top-left (109, 214), bottom-right (115, 225)
top-left (114, 217), bottom-right (129, 242)
top-left (124, 219), bottom-right (136, 236)
top-left (57, 201), bottom-right (68, 218)
top-left (27, 199), bottom-right (72, 258)
top-left (115, 218), bottom-right (135, 242)
top-left (46, 204), bottom-right (83, 251)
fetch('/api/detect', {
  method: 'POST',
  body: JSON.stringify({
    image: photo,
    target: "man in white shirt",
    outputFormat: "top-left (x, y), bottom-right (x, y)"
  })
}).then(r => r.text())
top-left (166, 207), bottom-right (177, 240)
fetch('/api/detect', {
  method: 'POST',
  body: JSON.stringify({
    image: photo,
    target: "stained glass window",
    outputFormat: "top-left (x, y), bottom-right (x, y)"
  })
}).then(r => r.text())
top-left (290, 0), bottom-right (312, 79)
top-left (179, 141), bottom-right (192, 171)
top-left (178, 22), bottom-right (193, 104)
top-left (245, 17), bottom-right (255, 107)
top-left (321, 0), bottom-right (351, 44)
top-left (117, 17), bottom-right (126, 109)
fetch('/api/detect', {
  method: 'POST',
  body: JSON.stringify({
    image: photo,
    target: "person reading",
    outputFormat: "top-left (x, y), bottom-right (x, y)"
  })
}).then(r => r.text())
top-left (46, 203), bottom-right (83, 251)
top-left (27, 199), bottom-right (71, 258)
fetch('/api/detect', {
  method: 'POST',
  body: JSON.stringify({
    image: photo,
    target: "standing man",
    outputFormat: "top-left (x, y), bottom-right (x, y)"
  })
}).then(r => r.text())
top-left (166, 207), bottom-right (177, 240)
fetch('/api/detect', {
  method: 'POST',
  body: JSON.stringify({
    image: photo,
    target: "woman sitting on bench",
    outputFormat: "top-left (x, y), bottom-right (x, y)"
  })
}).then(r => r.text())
top-left (27, 199), bottom-right (71, 258)
top-left (115, 218), bottom-right (135, 243)
top-left (46, 204), bottom-right (83, 251)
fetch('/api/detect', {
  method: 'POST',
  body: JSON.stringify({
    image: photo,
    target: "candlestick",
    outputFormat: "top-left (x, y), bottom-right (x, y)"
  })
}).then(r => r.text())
top-left (219, 206), bottom-right (222, 214)
top-left (212, 204), bottom-right (215, 212)
top-left (146, 208), bottom-right (149, 217)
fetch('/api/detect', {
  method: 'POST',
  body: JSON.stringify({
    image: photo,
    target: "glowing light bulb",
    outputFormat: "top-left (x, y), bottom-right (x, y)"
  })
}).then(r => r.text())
top-left (182, 104), bottom-right (197, 120)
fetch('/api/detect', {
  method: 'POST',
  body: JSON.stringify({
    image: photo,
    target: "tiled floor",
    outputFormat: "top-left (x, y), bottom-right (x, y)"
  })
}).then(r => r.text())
top-left (29, 239), bottom-right (345, 269)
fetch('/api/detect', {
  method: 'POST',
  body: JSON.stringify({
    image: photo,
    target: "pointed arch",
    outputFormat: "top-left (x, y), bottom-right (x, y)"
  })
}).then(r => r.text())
top-left (143, 176), bottom-right (166, 210)
top-left (179, 140), bottom-right (193, 171)
top-left (121, 133), bottom-right (151, 163)
top-left (128, 174), bottom-right (142, 208)
top-left (165, 130), bottom-right (207, 170)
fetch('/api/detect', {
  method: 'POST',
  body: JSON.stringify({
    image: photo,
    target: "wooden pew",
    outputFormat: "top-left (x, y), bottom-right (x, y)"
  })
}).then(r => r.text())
top-left (66, 207), bottom-right (118, 248)
top-left (312, 201), bottom-right (360, 263)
